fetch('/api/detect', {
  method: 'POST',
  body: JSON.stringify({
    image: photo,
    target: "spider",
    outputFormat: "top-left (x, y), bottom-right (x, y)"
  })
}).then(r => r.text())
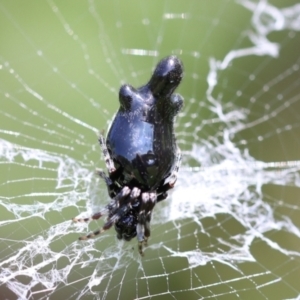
top-left (73, 55), bottom-right (184, 256)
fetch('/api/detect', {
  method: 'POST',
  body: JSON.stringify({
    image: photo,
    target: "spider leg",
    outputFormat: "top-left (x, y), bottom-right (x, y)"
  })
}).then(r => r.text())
top-left (168, 147), bottom-right (182, 187)
top-left (157, 192), bottom-right (168, 203)
top-left (72, 198), bottom-right (115, 224)
top-left (78, 186), bottom-right (141, 240)
top-left (144, 210), bottom-right (153, 247)
top-left (98, 187), bottom-right (141, 235)
top-left (98, 133), bottom-right (116, 173)
top-left (95, 169), bottom-right (112, 186)
top-left (134, 150), bottom-right (181, 255)
top-left (72, 185), bottom-right (128, 224)
top-left (95, 169), bottom-right (120, 198)
top-left (137, 192), bottom-right (157, 256)
top-left (154, 147), bottom-right (182, 201)
top-left (73, 135), bottom-right (124, 234)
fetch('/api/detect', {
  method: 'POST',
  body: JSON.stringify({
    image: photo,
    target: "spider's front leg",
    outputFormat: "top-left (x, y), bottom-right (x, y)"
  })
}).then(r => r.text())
top-left (76, 186), bottom-right (140, 240)
top-left (156, 148), bottom-right (182, 200)
top-left (167, 147), bottom-right (182, 187)
top-left (136, 192), bottom-right (157, 256)
top-left (72, 173), bottom-right (120, 225)
top-left (135, 150), bottom-right (182, 255)
top-left (97, 133), bottom-right (123, 198)
top-left (98, 133), bottom-right (116, 174)
top-left (72, 133), bottom-right (124, 233)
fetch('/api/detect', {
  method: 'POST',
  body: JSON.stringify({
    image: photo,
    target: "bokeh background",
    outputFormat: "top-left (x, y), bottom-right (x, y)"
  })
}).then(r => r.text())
top-left (1, 0), bottom-right (300, 299)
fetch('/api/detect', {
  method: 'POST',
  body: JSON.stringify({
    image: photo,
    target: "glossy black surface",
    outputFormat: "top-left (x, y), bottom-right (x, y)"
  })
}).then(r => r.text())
top-left (107, 56), bottom-right (184, 191)
top-left (75, 56), bottom-right (184, 249)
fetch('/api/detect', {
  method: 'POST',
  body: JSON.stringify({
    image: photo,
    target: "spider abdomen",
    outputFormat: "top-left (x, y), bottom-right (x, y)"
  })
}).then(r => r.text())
top-left (107, 56), bottom-right (183, 190)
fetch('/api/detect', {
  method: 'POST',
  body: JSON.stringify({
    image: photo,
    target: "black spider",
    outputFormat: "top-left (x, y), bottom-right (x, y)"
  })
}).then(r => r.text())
top-left (73, 56), bottom-right (184, 255)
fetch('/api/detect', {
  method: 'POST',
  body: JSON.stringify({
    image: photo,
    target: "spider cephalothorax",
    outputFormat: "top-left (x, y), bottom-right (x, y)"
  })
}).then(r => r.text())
top-left (73, 55), bottom-right (184, 255)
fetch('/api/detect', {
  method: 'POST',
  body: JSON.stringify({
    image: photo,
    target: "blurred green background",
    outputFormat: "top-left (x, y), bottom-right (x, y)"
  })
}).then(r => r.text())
top-left (1, 0), bottom-right (300, 299)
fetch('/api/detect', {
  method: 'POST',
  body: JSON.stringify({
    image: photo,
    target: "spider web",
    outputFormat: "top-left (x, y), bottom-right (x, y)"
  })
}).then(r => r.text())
top-left (1, 0), bottom-right (300, 299)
